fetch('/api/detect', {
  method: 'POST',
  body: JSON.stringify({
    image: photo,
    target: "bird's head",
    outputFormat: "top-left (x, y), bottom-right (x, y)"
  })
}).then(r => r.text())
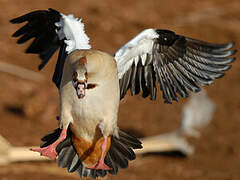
top-left (72, 56), bottom-right (88, 99)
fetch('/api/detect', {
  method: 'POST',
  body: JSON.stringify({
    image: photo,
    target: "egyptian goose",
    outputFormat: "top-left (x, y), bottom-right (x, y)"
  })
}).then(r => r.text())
top-left (10, 8), bottom-right (236, 178)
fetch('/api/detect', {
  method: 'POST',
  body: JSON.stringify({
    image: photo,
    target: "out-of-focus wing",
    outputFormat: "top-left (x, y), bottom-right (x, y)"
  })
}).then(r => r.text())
top-left (10, 8), bottom-right (91, 88)
top-left (115, 29), bottom-right (236, 103)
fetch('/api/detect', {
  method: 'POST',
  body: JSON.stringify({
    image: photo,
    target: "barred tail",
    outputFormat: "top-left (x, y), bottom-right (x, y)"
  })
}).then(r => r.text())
top-left (40, 128), bottom-right (142, 178)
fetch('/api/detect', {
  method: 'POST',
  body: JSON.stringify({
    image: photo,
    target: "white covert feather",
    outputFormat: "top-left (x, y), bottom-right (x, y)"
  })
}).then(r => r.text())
top-left (57, 13), bottom-right (91, 53)
top-left (114, 29), bottom-right (159, 79)
top-left (141, 53), bottom-right (147, 66)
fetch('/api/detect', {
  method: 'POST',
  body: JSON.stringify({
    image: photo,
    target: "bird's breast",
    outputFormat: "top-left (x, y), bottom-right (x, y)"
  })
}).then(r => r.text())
top-left (71, 87), bottom-right (105, 138)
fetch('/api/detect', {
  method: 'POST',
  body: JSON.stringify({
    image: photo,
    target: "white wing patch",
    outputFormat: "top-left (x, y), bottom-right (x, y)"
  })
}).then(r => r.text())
top-left (115, 29), bottom-right (159, 79)
top-left (56, 14), bottom-right (91, 54)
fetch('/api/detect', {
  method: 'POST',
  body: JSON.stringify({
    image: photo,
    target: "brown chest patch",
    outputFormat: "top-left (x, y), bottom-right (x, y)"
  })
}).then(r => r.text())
top-left (72, 134), bottom-right (111, 167)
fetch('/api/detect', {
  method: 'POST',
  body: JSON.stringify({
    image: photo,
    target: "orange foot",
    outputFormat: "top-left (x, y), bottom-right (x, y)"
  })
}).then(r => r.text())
top-left (30, 128), bottom-right (67, 160)
top-left (87, 160), bottom-right (112, 170)
top-left (30, 144), bottom-right (57, 160)
top-left (86, 137), bottom-right (112, 170)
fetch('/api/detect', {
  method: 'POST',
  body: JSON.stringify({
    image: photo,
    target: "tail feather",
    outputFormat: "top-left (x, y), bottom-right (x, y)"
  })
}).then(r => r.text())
top-left (41, 128), bottom-right (61, 141)
top-left (105, 153), bottom-right (118, 175)
top-left (39, 128), bottom-right (142, 178)
top-left (112, 138), bottom-right (136, 160)
top-left (58, 145), bottom-right (76, 168)
top-left (68, 154), bottom-right (81, 173)
top-left (40, 128), bottom-right (61, 148)
top-left (118, 130), bottom-right (142, 149)
top-left (108, 145), bottom-right (129, 168)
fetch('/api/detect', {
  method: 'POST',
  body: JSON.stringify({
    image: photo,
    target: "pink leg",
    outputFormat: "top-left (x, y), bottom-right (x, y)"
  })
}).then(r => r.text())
top-left (30, 128), bottom-right (67, 160)
top-left (87, 137), bottom-right (111, 170)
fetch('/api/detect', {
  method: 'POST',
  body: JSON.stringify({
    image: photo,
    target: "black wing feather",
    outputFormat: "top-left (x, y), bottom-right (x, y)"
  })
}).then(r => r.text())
top-left (53, 42), bottom-right (68, 88)
top-left (119, 29), bottom-right (236, 103)
top-left (10, 8), bottom-right (65, 88)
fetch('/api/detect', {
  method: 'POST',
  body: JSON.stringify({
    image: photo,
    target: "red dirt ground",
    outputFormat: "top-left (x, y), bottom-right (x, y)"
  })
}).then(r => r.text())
top-left (0, 0), bottom-right (240, 179)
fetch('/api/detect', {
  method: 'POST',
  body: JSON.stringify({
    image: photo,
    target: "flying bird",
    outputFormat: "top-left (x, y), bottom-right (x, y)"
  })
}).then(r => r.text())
top-left (10, 8), bottom-right (236, 178)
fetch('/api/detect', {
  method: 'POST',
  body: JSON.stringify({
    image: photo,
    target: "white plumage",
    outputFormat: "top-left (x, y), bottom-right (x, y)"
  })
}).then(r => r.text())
top-left (56, 14), bottom-right (91, 53)
top-left (115, 28), bottom-right (158, 78)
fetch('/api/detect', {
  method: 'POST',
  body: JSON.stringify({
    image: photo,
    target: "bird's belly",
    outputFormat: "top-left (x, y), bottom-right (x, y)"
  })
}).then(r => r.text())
top-left (70, 87), bottom-right (118, 140)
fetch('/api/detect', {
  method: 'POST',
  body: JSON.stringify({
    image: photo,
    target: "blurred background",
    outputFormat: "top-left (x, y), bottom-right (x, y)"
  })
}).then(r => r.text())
top-left (0, 0), bottom-right (240, 179)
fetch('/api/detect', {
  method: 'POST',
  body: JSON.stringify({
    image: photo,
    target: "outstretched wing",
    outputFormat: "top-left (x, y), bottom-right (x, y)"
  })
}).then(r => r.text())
top-left (10, 8), bottom-right (91, 88)
top-left (115, 29), bottom-right (236, 103)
